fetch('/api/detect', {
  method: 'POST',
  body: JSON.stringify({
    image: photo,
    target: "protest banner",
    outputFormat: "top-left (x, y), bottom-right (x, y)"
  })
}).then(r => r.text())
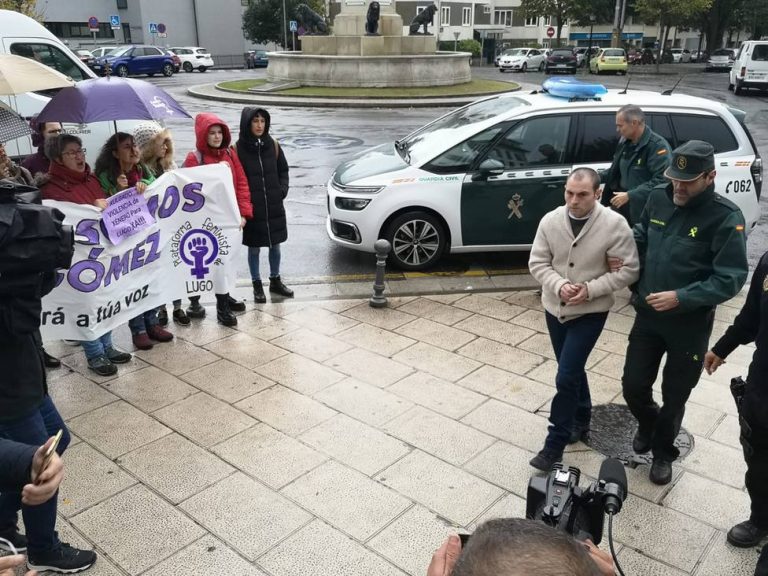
top-left (102, 187), bottom-right (155, 245)
top-left (40, 164), bottom-right (242, 341)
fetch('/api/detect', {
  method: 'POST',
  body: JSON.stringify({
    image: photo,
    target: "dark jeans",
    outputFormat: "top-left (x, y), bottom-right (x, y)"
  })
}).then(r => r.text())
top-left (544, 311), bottom-right (608, 455)
top-left (622, 309), bottom-right (714, 461)
top-left (128, 309), bottom-right (158, 336)
top-left (0, 396), bottom-right (70, 554)
top-left (740, 396), bottom-right (768, 531)
top-left (757, 545), bottom-right (768, 576)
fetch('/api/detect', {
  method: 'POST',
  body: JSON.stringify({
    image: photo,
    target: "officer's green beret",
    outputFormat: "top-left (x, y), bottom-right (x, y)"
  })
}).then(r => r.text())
top-left (664, 140), bottom-right (716, 181)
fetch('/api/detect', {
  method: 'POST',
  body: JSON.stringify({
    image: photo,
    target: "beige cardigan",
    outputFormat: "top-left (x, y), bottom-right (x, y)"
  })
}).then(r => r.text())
top-left (529, 203), bottom-right (640, 322)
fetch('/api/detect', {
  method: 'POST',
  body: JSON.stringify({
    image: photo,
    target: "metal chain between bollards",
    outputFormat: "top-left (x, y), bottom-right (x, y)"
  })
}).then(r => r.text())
top-left (369, 239), bottom-right (391, 308)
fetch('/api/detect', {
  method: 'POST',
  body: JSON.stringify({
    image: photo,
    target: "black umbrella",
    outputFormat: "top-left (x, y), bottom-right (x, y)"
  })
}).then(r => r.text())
top-left (0, 104), bottom-right (32, 143)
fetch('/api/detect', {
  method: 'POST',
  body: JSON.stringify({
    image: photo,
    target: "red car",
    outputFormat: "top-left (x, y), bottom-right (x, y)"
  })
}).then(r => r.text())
top-left (164, 49), bottom-right (182, 73)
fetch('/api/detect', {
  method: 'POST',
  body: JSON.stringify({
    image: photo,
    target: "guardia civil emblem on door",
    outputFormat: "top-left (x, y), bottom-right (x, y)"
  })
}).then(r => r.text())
top-left (507, 194), bottom-right (524, 219)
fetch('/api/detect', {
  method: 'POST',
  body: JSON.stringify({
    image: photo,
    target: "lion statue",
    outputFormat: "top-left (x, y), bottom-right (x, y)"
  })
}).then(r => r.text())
top-left (365, 1), bottom-right (381, 35)
top-left (409, 3), bottom-right (437, 35)
top-left (295, 4), bottom-right (328, 35)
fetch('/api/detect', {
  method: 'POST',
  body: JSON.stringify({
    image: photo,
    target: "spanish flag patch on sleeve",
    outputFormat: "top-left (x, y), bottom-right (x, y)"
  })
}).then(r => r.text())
top-left (657, 149), bottom-right (668, 155)
top-left (736, 225), bottom-right (745, 231)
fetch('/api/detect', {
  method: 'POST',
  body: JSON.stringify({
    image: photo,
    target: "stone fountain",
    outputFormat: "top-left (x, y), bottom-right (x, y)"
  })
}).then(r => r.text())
top-left (266, 0), bottom-right (470, 88)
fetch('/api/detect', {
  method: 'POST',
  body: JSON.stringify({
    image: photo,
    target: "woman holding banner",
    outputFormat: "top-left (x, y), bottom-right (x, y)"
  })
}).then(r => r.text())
top-left (40, 134), bottom-right (133, 376)
top-left (95, 133), bottom-right (173, 350)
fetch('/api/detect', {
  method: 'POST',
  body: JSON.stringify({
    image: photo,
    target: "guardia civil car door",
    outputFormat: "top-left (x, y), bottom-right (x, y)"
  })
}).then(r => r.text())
top-left (456, 114), bottom-right (574, 247)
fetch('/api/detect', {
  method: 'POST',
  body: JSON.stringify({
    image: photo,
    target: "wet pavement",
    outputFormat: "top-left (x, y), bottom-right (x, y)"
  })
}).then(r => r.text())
top-left (26, 284), bottom-right (763, 576)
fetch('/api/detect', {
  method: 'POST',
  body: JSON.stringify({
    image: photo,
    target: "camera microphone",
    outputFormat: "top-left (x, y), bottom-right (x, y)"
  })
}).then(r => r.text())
top-left (598, 458), bottom-right (627, 515)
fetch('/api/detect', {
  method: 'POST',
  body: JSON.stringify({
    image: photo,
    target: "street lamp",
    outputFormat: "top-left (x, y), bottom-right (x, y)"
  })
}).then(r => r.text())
top-left (588, 14), bottom-right (595, 65)
top-left (283, 0), bottom-right (288, 50)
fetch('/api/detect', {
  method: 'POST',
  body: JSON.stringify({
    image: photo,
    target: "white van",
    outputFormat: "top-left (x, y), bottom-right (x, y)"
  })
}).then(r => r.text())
top-left (729, 40), bottom-right (768, 95)
top-left (0, 10), bottom-right (129, 165)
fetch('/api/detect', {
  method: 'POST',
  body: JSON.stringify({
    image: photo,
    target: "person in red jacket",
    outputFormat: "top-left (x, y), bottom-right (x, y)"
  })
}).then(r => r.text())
top-left (182, 113), bottom-right (253, 327)
top-left (40, 134), bottom-right (133, 378)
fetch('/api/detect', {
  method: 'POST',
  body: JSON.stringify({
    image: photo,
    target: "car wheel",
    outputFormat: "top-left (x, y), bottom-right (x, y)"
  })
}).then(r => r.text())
top-left (734, 79), bottom-right (744, 95)
top-left (183, 61), bottom-right (193, 72)
top-left (162, 63), bottom-right (174, 77)
top-left (499, 68), bottom-right (504, 73)
top-left (199, 66), bottom-right (208, 72)
top-left (521, 62), bottom-right (527, 72)
top-left (538, 61), bottom-right (545, 72)
top-left (116, 64), bottom-right (129, 78)
top-left (728, 80), bottom-right (734, 91)
top-left (385, 211), bottom-right (446, 271)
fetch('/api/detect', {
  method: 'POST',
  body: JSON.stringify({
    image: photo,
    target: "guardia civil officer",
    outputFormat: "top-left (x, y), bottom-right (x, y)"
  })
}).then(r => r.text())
top-left (602, 104), bottom-right (671, 224)
top-left (704, 252), bottom-right (768, 564)
top-left (621, 140), bottom-right (748, 485)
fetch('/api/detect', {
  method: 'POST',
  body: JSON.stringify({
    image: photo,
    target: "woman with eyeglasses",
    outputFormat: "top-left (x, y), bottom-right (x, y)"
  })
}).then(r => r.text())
top-left (39, 134), bottom-right (133, 377)
top-left (94, 132), bottom-right (173, 351)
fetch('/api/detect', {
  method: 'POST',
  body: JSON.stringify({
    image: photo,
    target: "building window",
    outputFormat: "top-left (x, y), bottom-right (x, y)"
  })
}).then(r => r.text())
top-left (462, 6), bottom-right (472, 25)
top-left (45, 22), bottom-right (115, 39)
top-left (417, 5), bottom-right (426, 13)
top-left (441, 6), bottom-right (450, 26)
top-left (116, 0), bottom-right (127, 8)
top-left (543, 16), bottom-right (551, 25)
top-left (483, 4), bottom-right (491, 14)
top-left (493, 10), bottom-right (512, 26)
top-left (524, 17), bottom-right (538, 26)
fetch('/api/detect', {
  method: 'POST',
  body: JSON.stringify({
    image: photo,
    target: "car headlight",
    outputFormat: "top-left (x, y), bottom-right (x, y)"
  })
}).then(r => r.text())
top-left (330, 180), bottom-right (383, 195)
top-left (335, 197), bottom-right (372, 211)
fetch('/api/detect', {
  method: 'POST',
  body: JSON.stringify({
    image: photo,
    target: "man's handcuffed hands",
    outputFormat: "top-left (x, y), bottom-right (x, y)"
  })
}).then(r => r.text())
top-left (560, 282), bottom-right (589, 306)
top-left (427, 535), bottom-right (461, 576)
top-left (23, 437), bottom-right (64, 506)
top-left (645, 291), bottom-right (679, 312)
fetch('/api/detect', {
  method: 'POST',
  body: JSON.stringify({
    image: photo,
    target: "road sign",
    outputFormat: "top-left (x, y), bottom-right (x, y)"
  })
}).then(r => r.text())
top-left (157, 23), bottom-right (166, 34)
top-left (289, 20), bottom-right (298, 32)
top-left (158, 33), bottom-right (167, 38)
top-left (148, 22), bottom-right (158, 34)
top-left (88, 16), bottom-right (99, 32)
top-left (109, 14), bottom-right (121, 30)
top-left (546, 26), bottom-right (555, 38)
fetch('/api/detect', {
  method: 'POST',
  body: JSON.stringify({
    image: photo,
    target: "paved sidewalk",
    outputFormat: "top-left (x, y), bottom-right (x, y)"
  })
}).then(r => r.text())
top-left (29, 286), bottom-right (764, 575)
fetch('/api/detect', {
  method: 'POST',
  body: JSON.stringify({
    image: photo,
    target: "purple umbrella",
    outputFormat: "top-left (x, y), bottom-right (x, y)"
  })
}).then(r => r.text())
top-left (35, 77), bottom-right (191, 124)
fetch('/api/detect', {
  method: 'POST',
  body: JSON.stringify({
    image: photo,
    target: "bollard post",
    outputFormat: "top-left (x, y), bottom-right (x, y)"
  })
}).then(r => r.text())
top-left (369, 239), bottom-right (391, 308)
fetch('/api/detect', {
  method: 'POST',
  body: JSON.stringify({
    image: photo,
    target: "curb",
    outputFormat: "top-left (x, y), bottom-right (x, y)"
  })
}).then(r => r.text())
top-left (187, 82), bottom-right (521, 108)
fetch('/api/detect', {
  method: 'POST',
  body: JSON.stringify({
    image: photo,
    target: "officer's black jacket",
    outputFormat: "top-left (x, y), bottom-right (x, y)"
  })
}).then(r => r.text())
top-left (713, 252), bottom-right (768, 407)
top-left (0, 438), bottom-right (36, 492)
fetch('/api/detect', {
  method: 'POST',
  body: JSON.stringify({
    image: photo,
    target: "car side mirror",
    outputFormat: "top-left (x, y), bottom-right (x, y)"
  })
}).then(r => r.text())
top-left (473, 158), bottom-right (505, 181)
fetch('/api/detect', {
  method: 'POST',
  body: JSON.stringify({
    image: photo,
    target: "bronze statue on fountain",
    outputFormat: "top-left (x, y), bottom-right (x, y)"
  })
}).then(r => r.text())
top-left (295, 3), bottom-right (329, 35)
top-left (409, 3), bottom-right (437, 35)
top-left (365, 1), bottom-right (381, 36)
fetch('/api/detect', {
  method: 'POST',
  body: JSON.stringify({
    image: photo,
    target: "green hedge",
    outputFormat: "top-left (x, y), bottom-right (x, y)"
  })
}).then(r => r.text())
top-left (439, 39), bottom-right (481, 56)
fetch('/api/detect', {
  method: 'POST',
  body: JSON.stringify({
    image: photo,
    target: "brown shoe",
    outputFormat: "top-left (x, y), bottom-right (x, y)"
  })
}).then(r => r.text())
top-left (132, 332), bottom-right (154, 350)
top-left (147, 325), bottom-right (174, 342)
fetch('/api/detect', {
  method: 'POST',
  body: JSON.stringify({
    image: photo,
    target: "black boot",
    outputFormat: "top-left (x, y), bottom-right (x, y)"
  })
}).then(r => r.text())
top-left (42, 348), bottom-right (61, 368)
top-left (216, 294), bottom-right (237, 327)
top-left (269, 276), bottom-right (294, 298)
top-left (186, 296), bottom-right (206, 319)
top-left (252, 280), bottom-right (267, 304)
top-left (226, 293), bottom-right (246, 312)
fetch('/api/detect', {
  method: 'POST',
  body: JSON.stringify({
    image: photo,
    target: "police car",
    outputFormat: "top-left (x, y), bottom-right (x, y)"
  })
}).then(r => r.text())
top-left (326, 85), bottom-right (762, 270)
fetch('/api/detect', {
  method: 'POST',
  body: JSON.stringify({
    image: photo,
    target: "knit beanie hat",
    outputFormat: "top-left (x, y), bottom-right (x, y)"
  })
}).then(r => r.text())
top-left (133, 121), bottom-right (165, 151)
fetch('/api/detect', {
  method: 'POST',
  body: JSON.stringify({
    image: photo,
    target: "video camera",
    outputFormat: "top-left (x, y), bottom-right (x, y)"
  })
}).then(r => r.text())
top-left (526, 458), bottom-right (628, 546)
top-left (0, 181), bottom-right (73, 335)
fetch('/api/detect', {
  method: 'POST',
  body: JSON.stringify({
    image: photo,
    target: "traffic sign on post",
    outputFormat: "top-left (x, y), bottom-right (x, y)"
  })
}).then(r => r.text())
top-left (289, 20), bottom-right (298, 32)
top-left (546, 26), bottom-right (555, 38)
top-left (157, 23), bottom-right (166, 34)
top-left (148, 22), bottom-right (158, 34)
top-left (109, 15), bottom-right (121, 30)
top-left (88, 16), bottom-right (99, 32)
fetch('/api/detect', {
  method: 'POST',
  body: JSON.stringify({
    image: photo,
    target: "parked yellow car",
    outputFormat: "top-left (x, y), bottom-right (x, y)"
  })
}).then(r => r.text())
top-left (589, 48), bottom-right (628, 75)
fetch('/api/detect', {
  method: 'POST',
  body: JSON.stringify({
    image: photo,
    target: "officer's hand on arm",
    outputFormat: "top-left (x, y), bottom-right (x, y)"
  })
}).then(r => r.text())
top-left (22, 438), bottom-right (64, 506)
top-left (0, 553), bottom-right (36, 576)
top-left (427, 535), bottom-right (461, 576)
top-left (646, 291), bottom-right (679, 311)
top-left (583, 540), bottom-right (616, 576)
top-left (568, 284), bottom-right (589, 305)
top-left (607, 256), bottom-right (624, 272)
top-left (704, 350), bottom-right (725, 375)
top-left (610, 192), bottom-right (629, 208)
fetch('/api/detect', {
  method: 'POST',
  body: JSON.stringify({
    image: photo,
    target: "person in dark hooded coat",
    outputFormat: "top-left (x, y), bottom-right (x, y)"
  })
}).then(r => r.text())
top-left (236, 107), bottom-right (293, 302)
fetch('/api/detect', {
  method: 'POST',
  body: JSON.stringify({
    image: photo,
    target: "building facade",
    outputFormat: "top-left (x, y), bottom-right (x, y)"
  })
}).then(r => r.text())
top-left (35, 0), bottom-right (262, 61)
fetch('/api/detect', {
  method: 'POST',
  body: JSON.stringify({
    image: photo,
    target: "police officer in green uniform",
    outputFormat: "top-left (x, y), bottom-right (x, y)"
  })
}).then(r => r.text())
top-left (621, 140), bottom-right (748, 485)
top-left (602, 104), bottom-right (671, 224)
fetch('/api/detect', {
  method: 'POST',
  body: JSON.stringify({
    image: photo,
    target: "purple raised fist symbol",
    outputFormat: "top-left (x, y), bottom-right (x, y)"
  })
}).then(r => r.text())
top-left (180, 229), bottom-right (220, 280)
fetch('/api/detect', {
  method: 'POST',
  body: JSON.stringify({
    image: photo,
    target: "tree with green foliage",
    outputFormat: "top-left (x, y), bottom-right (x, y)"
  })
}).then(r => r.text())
top-left (0, 0), bottom-right (43, 20)
top-left (634, 0), bottom-right (711, 70)
top-left (242, 0), bottom-right (325, 48)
